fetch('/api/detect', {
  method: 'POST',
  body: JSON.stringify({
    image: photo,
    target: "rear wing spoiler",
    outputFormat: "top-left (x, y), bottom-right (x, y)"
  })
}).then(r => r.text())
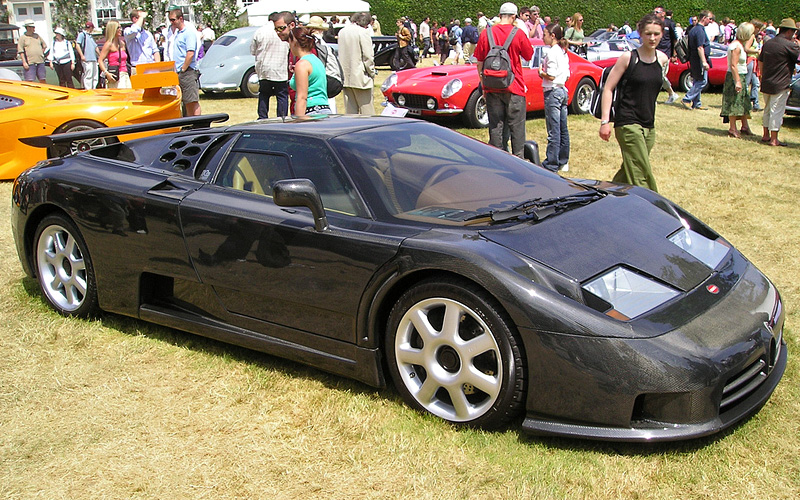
top-left (19, 113), bottom-right (229, 149)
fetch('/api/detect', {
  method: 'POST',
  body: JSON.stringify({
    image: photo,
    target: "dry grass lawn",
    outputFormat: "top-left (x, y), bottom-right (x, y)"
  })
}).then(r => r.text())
top-left (1, 67), bottom-right (799, 499)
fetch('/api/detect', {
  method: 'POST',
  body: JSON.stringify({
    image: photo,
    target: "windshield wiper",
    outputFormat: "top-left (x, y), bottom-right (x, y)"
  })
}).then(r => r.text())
top-left (465, 190), bottom-right (605, 223)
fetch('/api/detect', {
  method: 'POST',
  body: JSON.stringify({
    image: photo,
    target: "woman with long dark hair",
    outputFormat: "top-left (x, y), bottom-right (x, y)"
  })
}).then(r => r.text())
top-left (598, 14), bottom-right (668, 192)
top-left (539, 24), bottom-right (571, 172)
top-left (287, 26), bottom-right (330, 116)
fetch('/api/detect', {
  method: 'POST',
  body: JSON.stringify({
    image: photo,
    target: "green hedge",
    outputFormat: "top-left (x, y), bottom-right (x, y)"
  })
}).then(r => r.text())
top-left (370, 0), bottom-right (800, 34)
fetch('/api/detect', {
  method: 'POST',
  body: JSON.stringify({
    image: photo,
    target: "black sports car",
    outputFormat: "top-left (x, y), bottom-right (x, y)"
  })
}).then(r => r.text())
top-left (12, 115), bottom-right (786, 442)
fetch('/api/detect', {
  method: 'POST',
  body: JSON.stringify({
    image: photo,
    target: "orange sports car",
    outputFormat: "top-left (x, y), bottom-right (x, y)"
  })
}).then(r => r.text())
top-left (1, 62), bottom-right (182, 180)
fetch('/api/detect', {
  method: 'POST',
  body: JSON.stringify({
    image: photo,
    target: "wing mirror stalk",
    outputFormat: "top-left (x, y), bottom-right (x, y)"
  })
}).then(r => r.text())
top-left (272, 179), bottom-right (329, 232)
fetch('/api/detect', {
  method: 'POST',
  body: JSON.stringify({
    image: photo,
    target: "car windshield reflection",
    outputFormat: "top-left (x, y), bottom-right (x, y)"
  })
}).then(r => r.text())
top-left (332, 122), bottom-right (586, 224)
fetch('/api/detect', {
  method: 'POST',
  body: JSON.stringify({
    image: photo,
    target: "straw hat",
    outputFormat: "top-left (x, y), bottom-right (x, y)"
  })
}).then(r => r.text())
top-left (777, 18), bottom-right (797, 30)
top-left (305, 15), bottom-right (328, 30)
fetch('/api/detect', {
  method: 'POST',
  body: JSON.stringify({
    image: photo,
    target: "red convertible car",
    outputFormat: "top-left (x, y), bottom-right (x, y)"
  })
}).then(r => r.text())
top-left (380, 42), bottom-right (602, 128)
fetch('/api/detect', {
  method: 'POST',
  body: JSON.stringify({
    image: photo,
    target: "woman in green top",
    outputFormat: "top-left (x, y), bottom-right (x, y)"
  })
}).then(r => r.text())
top-left (564, 13), bottom-right (585, 52)
top-left (288, 26), bottom-right (330, 116)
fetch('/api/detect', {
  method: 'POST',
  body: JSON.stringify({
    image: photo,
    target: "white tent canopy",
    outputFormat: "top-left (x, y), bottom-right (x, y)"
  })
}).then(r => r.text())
top-left (240, 0), bottom-right (371, 26)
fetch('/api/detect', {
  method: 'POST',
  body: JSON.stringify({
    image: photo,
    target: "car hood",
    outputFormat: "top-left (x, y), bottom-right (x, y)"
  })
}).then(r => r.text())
top-left (480, 193), bottom-right (717, 292)
top-left (396, 65), bottom-right (478, 88)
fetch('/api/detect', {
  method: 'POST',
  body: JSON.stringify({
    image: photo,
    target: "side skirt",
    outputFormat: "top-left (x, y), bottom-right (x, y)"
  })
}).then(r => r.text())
top-left (139, 303), bottom-right (385, 388)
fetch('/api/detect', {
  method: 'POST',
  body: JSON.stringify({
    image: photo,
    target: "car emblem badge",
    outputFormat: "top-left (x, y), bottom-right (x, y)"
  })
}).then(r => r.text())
top-left (706, 284), bottom-right (719, 294)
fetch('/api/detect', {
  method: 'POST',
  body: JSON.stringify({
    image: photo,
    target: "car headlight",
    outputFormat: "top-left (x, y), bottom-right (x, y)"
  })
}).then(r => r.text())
top-left (381, 73), bottom-right (397, 93)
top-left (668, 227), bottom-right (729, 269)
top-left (583, 267), bottom-right (680, 320)
top-left (426, 98), bottom-right (436, 110)
top-left (441, 79), bottom-right (463, 99)
top-left (397, 95), bottom-right (406, 106)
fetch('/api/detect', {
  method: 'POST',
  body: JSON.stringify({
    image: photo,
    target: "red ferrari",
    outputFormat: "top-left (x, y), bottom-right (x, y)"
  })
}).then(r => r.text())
top-left (380, 42), bottom-right (602, 128)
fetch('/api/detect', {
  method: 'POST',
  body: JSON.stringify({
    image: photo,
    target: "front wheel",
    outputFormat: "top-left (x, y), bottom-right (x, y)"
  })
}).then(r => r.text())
top-left (462, 90), bottom-right (489, 128)
top-left (385, 278), bottom-right (525, 429)
top-left (679, 70), bottom-right (693, 93)
top-left (569, 77), bottom-right (596, 114)
top-left (34, 214), bottom-right (99, 317)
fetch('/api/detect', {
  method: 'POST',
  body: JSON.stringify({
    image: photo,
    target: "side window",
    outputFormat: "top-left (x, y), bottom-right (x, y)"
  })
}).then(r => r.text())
top-left (216, 151), bottom-right (291, 195)
top-left (216, 133), bottom-right (367, 217)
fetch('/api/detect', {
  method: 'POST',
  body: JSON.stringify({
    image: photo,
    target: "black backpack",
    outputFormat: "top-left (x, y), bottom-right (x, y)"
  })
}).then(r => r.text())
top-left (314, 40), bottom-right (344, 98)
top-left (590, 49), bottom-right (639, 121)
top-left (674, 35), bottom-right (690, 63)
top-left (482, 24), bottom-right (518, 90)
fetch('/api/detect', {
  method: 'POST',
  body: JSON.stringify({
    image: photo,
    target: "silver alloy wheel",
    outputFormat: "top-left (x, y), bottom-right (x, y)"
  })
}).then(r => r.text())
top-left (65, 124), bottom-right (109, 154)
top-left (36, 224), bottom-right (88, 312)
top-left (475, 94), bottom-right (488, 127)
top-left (570, 78), bottom-right (596, 114)
top-left (393, 297), bottom-right (502, 422)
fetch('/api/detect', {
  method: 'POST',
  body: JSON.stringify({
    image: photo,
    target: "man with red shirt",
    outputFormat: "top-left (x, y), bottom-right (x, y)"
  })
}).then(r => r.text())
top-left (475, 3), bottom-right (534, 157)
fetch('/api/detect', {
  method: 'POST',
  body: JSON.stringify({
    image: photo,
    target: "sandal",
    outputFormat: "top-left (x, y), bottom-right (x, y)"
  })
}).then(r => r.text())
top-left (727, 130), bottom-right (741, 138)
top-left (740, 128), bottom-right (755, 136)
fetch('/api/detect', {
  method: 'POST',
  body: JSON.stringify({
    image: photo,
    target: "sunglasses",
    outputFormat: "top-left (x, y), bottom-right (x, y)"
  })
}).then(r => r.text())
top-left (275, 25), bottom-right (288, 32)
top-left (168, 17), bottom-right (178, 22)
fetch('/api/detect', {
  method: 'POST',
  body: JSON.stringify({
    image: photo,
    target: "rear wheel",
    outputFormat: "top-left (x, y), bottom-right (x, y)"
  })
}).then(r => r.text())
top-left (462, 90), bottom-right (488, 128)
top-left (385, 278), bottom-right (525, 429)
top-left (569, 77), bottom-right (596, 114)
top-left (46, 120), bottom-right (116, 158)
top-left (240, 67), bottom-right (259, 98)
top-left (34, 214), bottom-right (98, 317)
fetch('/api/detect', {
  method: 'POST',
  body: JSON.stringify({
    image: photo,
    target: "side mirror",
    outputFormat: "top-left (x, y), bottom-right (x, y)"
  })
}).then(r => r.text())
top-left (272, 179), bottom-right (329, 232)
top-left (523, 140), bottom-right (541, 166)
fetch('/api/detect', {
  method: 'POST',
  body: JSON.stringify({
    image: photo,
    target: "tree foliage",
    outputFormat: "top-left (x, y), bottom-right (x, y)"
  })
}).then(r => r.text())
top-left (369, 0), bottom-right (800, 34)
top-left (51, 0), bottom-right (92, 38)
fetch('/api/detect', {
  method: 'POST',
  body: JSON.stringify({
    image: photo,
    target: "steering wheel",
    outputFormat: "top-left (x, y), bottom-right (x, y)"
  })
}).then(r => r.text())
top-left (422, 164), bottom-right (465, 191)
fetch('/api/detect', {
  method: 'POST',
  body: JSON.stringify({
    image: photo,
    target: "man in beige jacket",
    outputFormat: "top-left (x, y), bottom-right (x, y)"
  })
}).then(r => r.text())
top-left (338, 12), bottom-right (376, 114)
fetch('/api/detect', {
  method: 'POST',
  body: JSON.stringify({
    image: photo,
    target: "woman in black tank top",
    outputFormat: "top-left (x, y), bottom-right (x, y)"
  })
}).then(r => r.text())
top-left (597, 14), bottom-right (669, 192)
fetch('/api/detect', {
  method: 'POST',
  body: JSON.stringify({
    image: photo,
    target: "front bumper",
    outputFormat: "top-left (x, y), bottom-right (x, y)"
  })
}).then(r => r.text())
top-left (518, 255), bottom-right (787, 442)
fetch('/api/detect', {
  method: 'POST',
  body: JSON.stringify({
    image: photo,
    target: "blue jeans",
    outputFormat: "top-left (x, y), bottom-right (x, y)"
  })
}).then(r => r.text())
top-left (258, 80), bottom-right (289, 119)
top-left (543, 87), bottom-right (569, 171)
top-left (682, 69), bottom-right (708, 108)
top-left (746, 60), bottom-right (760, 108)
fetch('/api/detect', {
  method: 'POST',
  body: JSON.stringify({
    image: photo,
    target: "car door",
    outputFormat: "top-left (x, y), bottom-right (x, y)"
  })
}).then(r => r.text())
top-left (523, 46), bottom-right (545, 111)
top-left (179, 131), bottom-right (408, 344)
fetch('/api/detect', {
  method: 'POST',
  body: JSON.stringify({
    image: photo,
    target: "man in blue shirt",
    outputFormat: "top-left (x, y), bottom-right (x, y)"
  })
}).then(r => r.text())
top-left (169, 8), bottom-right (201, 116)
top-left (124, 10), bottom-right (160, 75)
top-left (682, 10), bottom-right (713, 110)
top-left (76, 21), bottom-right (99, 89)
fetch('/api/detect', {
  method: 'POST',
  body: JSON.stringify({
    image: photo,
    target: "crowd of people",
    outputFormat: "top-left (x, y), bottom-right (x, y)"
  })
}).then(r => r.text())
top-left (12, 4), bottom-right (800, 193)
top-left (16, 7), bottom-right (216, 115)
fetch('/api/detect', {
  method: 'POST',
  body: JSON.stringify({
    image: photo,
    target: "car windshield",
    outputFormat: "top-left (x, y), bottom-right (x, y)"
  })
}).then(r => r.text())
top-left (331, 121), bottom-right (588, 224)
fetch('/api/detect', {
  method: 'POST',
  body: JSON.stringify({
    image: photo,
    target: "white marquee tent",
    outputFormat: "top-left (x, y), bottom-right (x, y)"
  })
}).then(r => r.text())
top-left (239, 0), bottom-right (372, 26)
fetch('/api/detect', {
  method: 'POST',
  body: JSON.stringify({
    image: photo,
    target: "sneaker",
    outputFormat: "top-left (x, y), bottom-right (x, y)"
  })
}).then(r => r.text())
top-left (682, 101), bottom-right (693, 110)
top-left (694, 105), bottom-right (708, 110)
top-left (560, 163), bottom-right (569, 172)
top-left (665, 94), bottom-right (679, 104)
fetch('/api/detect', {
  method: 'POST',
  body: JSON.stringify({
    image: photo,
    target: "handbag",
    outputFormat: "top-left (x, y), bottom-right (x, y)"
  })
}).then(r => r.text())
top-left (107, 65), bottom-right (120, 79)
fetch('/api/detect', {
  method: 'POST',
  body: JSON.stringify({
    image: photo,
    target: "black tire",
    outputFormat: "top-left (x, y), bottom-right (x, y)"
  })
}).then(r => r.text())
top-left (385, 278), bottom-right (525, 429)
top-left (46, 119), bottom-right (116, 158)
top-left (569, 77), bottom-right (596, 115)
top-left (33, 214), bottom-right (99, 317)
top-left (462, 90), bottom-right (489, 128)
top-left (679, 70), bottom-right (693, 93)
top-left (240, 67), bottom-right (259, 98)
